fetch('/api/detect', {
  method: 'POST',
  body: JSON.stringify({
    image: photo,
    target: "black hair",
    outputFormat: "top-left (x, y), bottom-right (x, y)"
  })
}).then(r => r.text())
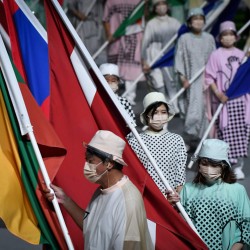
top-left (86, 147), bottom-right (123, 170)
top-left (219, 30), bottom-right (237, 43)
top-left (86, 146), bottom-right (112, 162)
top-left (187, 15), bottom-right (206, 28)
top-left (153, 1), bottom-right (169, 14)
top-left (144, 102), bottom-right (169, 125)
top-left (193, 158), bottom-right (236, 184)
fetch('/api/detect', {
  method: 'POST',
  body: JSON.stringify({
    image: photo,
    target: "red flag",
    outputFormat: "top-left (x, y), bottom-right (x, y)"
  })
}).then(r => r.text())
top-left (44, 0), bottom-right (208, 249)
top-left (3, 1), bottom-right (68, 248)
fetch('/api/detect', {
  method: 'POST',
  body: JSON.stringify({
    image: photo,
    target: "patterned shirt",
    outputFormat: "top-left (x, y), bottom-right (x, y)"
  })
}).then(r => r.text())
top-left (128, 130), bottom-right (187, 192)
top-left (117, 95), bottom-right (136, 123)
top-left (181, 181), bottom-right (250, 249)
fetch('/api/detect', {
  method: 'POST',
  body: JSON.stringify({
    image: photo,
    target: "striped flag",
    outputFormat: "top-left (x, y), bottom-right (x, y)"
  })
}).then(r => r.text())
top-left (0, 63), bottom-right (66, 249)
top-left (44, 1), bottom-right (208, 249)
top-left (2, 0), bottom-right (50, 118)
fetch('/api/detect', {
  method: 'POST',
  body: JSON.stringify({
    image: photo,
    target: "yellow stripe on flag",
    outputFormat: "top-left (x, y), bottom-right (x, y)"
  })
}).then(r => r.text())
top-left (0, 91), bottom-right (41, 244)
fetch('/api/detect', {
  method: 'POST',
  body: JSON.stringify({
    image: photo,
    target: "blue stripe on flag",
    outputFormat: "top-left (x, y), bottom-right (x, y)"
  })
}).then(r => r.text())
top-left (226, 57), bottom-right (250, 99)
top-left (13, 8), bottom-right (49, 106)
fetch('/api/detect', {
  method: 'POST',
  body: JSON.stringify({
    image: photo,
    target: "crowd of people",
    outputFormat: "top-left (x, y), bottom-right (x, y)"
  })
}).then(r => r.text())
top-left (38, 0), bottom-right (250, 249)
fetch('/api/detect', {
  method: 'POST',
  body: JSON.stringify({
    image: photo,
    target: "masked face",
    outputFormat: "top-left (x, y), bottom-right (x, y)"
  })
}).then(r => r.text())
top-left (84, 161), bottom-right (108, 183)
top-left (199, 161), bottom-right (222, 183)
top-left (105, 75), bottom-right (119, 93)
top-left (191, 17), bottom-right (204, 31)
top-left (220, 33), bottom-right (236, 48)
top-left (147, 104), bottom-right (168, 131)
top-left (155, 3), bottom-right (168, 16)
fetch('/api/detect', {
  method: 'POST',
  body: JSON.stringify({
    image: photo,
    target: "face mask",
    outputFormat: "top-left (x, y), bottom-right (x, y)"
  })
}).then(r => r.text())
top-left (109, 83), bottom-right (119, 93)
top-left (199, 165), bottom-right (221, 182)
top-left (221, 34), bottom-right (236, 48)
top-left (191, 19), bottom-right (204, 31)
top-left (155, 5), bottom-right (168, 16)
top-left (148, 114), bottom-right (168, 130)
top-left (83, 161), bottom-right (107, 183)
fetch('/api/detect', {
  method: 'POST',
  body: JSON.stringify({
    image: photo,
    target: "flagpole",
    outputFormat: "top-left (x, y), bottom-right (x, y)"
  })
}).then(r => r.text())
top-left (92, 40), bottom-right (109, 59)
top-left (50, 0), bottom-right (203, 240)
top-left (76, 0), bottom-right (97, 32)
top-left (187, 104), bottom-right (224, 169)
top-left (169, 66), bottom-right (205, 103)
top-left (0, 24), bottom-right (11, 50)
top-left (0, 34), bottom-right (75, 250)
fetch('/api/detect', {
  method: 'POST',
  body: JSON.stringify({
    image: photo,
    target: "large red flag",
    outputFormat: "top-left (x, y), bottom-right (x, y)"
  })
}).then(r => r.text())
top-left (3, 1), bottom-right (68, 248)
top-left (44, 0), bottom-right (208, 249)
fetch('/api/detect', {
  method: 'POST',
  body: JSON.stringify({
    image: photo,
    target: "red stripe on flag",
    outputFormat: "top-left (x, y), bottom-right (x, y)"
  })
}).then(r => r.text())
top-left (3, 1), bottom-right (27, 82)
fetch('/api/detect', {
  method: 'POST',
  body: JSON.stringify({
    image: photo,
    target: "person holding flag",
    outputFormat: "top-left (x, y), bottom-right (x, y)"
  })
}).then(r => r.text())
top-left (205, 21), bottom-right (250, 180)
top-left (103, 0), bottom-right (143, 105)
top-left (141, 0), bottom-right (181, 112)
top-left (99, 63), bottom-right (136, 122)
top-left (67, 0), bottom-right (106, 65)
top-left (167, 139), bottom-right (250, 250)
top-left (44, 130), bottom-right (154, 250)
top-left (174, 7), bottom-right (216, 150)
top-left (128, 92), bottom-right (187, 194)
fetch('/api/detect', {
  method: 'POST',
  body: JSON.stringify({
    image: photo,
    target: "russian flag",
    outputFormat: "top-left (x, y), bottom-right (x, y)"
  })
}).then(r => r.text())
top-left (2, 0), bottom-right (50, 118)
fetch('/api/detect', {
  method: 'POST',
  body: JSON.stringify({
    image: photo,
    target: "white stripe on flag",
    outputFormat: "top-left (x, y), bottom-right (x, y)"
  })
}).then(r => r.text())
top-left (70, 48), bottom-right (96, 105)
top-left (16, 0), bottom-right (47, 42)
top-left (147, 219), bottom-right (156, 248)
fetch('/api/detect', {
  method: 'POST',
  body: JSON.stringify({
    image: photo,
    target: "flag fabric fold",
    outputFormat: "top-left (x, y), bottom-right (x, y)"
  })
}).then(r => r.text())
top-left (226, 57), bottom-right (250, 99)
top-left (44, 1), bottom-right (208, 249)
top-left (0, 68), bottom-right (62, 249)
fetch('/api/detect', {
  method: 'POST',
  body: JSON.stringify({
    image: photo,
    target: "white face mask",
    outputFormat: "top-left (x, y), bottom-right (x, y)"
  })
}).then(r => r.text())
top-left (221, 34), bottom-right (236, 48)
top-left (109, 83), bottom-right (119, 93)
top-left (148, 114), bottom-right (168, 130)
top-left (155, 4), bottom-right (168, 16)
top-left (83, 161), bottom-right (107, 183)
top-left (191, 19), bottom-right (204, 30)
top-left (199, 165), bottom-right (221, 182)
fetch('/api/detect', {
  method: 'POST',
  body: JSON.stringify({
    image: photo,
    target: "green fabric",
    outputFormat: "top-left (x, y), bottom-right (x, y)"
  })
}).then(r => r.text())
top-left (180, 181), bottom-right (250, 249)
top-left (168, 0), bottom-right (186, 6)
top-left (0, 70), bottom-right (60, 249)
top-left (113, 1), bottom-right (144, 38)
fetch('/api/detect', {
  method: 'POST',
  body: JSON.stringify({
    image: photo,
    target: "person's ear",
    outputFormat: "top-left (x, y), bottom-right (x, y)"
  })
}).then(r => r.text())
top-left (106, 161), bottom-right (114, 171)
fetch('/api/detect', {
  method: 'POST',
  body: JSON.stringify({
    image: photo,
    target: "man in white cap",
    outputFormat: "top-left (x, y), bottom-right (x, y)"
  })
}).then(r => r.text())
top-left (99, 63), bottom-right (136, 122)
top-left (44, 130), bottom-right (153, 250)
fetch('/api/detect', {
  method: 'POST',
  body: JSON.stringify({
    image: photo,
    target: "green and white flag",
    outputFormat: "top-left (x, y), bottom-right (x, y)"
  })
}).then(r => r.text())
top-left (113, 1), bottom-right (145, 38)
